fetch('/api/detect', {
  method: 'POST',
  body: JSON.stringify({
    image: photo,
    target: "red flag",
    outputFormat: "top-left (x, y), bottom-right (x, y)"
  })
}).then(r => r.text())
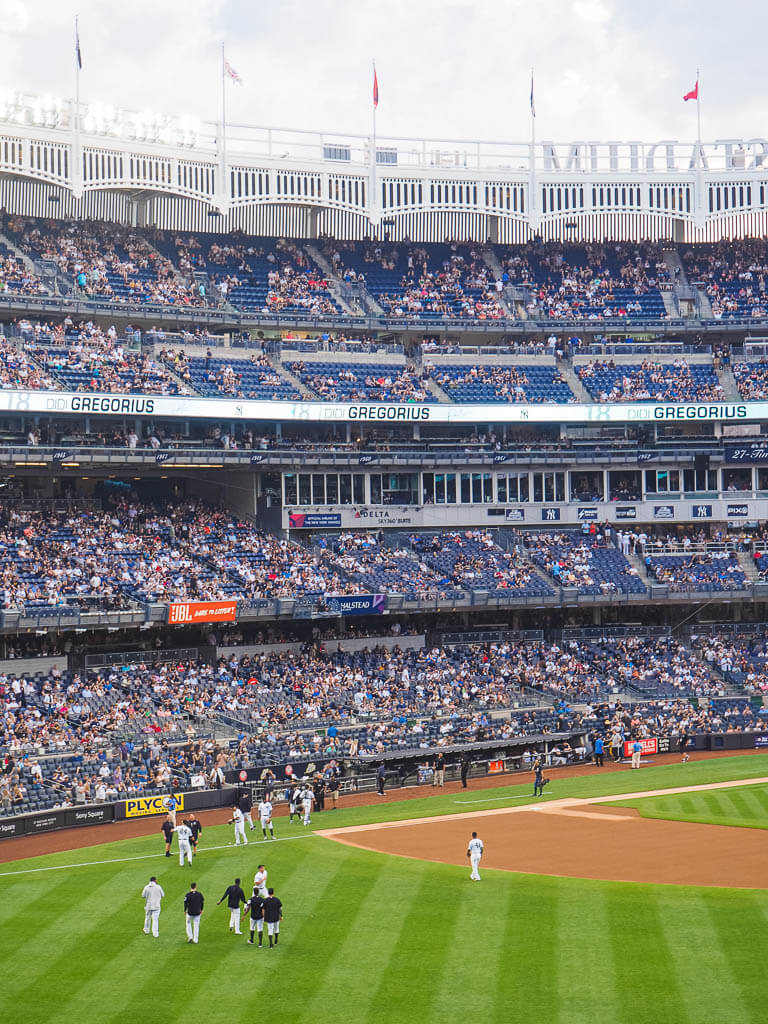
top-left (683, 80), bottom-right (698, 102)
top-left (373, 67), bottom-right (379, 108)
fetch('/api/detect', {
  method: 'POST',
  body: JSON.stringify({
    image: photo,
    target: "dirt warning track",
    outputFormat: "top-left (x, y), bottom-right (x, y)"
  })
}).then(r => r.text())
top-left (318, 778), bottom-right (768, 889)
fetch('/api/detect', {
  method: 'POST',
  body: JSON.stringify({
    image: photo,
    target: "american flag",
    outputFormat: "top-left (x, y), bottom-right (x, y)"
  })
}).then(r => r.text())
top-left (224, 60), bottom-right (242, 85)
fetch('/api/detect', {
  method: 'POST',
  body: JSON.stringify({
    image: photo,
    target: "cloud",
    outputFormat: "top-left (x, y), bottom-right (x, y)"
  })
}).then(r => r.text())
top-left (0, 0), bottom-right (764, 145)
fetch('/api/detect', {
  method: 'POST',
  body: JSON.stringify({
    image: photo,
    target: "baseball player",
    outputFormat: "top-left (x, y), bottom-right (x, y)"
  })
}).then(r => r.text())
top-left (141, 876), bottom-right (165, 937)
top-left (161, 815), bottom-right (174, 858)
top-left (239, 790), bottom-right (254, 831)
top-left (301, 784), bottom-right (315, 827)
top-left (243, 887), bottom-right (265, 946)
top-left (184, 882), bottom-right (204, 944)
top-left (227, 805), bottom-right (248, 846)
top-left (467, 831), bottom-right (484, 881)
top-left (257, 798), bottom-right (275, 840)
top-left (217, 877), bottom-right (246, 934)
top-left (287, 782), bottom-right (300, 824)
top-left (532, 759), bottom-right (549, 798)
top-left (253, 864), bottom-right (268, 898)
top-left (262, 887), bottom-right (283, 947)
top-left (174, 819), bottom-right (193, 866)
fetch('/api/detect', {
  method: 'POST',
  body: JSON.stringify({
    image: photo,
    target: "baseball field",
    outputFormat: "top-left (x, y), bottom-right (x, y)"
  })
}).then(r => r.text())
top-left (1, 754), bottom-right (767, 1024)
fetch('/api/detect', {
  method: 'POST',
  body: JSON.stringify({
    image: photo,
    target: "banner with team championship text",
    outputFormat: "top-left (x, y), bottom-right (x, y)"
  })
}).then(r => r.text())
top-left (168, 600), bottom-right (237, 625)
top-left (124, 794), bottom-right (185, 819)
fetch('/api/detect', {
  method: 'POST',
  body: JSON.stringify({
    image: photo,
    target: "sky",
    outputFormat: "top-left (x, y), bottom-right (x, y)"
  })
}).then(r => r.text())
top-left (0, 0), bottom-right (766, 145)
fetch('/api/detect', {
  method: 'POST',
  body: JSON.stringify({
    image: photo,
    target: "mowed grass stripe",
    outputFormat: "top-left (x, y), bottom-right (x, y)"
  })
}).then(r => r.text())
top-left (0, 873), bottom-right (74, 930)
top-left (494, 874), bottom-right (559, 1024)
top-left (363, 866), bottom-right (465, 1024)
top-left (555, 880), bottom-right (617, 1024)
top-left (619, 781), bottom-right (768, 830)
top-left (425, 870), bottom-right (511, 1024)
top-left (703, 890), bottom-right (768, 1017)
top-left (660, 891), bottom-right (751, 1024)
top-left (0, 873), bottom-right (139, 1003)
top-left (604, 889), bottom-right (688, 1024)
top-left (292, 854), bottom-right (424, 1024)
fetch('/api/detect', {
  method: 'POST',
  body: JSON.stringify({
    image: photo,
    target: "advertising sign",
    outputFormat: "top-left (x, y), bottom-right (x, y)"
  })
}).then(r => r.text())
top-left (325, 594), bottom-right (386, 615)
top-left (168, 601), bottom-right (237, 625)
top-left (622, 737), bottom-right (658, 758)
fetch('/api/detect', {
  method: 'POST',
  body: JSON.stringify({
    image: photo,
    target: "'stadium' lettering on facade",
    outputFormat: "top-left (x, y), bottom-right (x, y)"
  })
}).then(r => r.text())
top-left (652, 405), bottom-right (748, 420)
top-left (70, 396), bottom-right (156, 414)
top-left (348, 405), bottom-right (431, 421)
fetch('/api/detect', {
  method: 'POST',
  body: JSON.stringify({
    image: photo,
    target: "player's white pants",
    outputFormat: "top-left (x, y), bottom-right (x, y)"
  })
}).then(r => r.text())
top-left (234, 821), bottom-right (247, 845)
top-left (179, 840), bottom-right (192, 865)
top-left (143, 908), bottom-right (160, 936)
top-left (260, 817), bottom-right (273, 834)
top-left (267, 921), bottom-right (280, 936)
top-left (229, 908), bottom-right (242, 934)
top-left (302, 804), bottom-right (311, 825)
top-left (250, 919), bottom-right (264, 935)
top-left (186, 913), bottom-right (201, 943)
top-left (631, 750), bottom-right (641, 768)
top-left (470, 855), bottom-right (482, 880)
top-left (244, 811), bottom-right (254, 829)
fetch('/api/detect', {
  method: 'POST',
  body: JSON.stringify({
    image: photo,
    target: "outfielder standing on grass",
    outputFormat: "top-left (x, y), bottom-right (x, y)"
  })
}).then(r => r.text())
top-left (239, 790), bottom-right (254, 832)
top-left (262, 888), bottom-right (283, 947)
top-left (174, 819), bottom-right (194, 866)
top-left (288, 781), bottom-right (300, 824)
top-left (217, 877), bottom-right (246, 934)
top-left (141, 876), bottom-right (165, 936)
top-left (257, 797), bottom-right (275, 840)
top-left (243, 887), bottom-right (265, 946)
top-left (184, 883), bottom-right (204, 944)
top-left (254, 864), bottom-right (268, 898)
top-left (228, 804), bottom-right (248, 846)
top-left (467, 831), bottom-right (484, 881)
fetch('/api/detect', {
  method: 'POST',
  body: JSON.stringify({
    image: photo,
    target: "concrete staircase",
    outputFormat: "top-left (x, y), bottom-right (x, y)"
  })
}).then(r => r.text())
top-left (266, 353), bottom-right (316, 399)
top-left (479, 246), bottom-right (516, 317)
top-left (716, 364), bottom-right (741, 401)
top-left (304, 243), bottom-right (357, 314)
top-left (0, 230), bottom-right (62, 295)
top-left (737, 550), bottom-right (761, 583)
top-left (425, 377), bottom-right (452, 403)
top-left (558, 363), bottom-right (593, 403)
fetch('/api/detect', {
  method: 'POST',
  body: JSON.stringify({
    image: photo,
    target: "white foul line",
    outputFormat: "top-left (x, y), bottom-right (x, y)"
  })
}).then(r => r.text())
top-left (0, 832), bottom-right (317, 879)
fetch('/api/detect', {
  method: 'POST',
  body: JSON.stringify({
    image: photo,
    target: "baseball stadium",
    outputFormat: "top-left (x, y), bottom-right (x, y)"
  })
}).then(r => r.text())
top-left (2, 5), bottom-right (768, 1023)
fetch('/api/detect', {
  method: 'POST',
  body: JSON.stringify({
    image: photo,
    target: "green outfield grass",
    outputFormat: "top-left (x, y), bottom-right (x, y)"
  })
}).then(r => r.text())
top-left (612, 779), bottom-right (768, 830)
top-left (1, 754), bottom-right (766, 1024)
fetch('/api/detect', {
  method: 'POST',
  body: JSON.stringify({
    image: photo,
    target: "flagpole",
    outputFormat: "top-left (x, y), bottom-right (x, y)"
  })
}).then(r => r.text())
top-left (696, 67), bottom-right (702, 160)
top-left (529, 68), bottom-right (538, 231)
top-left (73, 14), bottom-right (82, 200)
top-left (220, 43), bottom-right (227, 212)
top-left (371, 59), bottom-right (378, 233)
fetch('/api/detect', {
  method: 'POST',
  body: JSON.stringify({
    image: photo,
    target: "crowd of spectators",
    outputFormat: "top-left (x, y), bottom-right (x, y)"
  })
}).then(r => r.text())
top-left (643, 552), bottom-right (748, 592)
top-left (0, 250), bottom-right (47, 296)
top-left (3, 626), bottom-right (757, 816)
top-left (733, 362), bottom-right (768, 400)
top-left (498, 242), bottom-right (670, 320)
top-left (289, 361), bottom-right (429, 402)
top-left (681, 240), bottom-right (768, 319)
top-left (7, 216), bottom-right (205, 307)
top-left (577, 359), bottom-right (723, 402)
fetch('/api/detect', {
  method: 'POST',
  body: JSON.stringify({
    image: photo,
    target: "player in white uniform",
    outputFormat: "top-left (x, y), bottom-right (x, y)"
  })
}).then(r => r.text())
top-left (174, 821), bottom-right (193, 866)
top-left (228, 805), bottom-right (248, 846)
top-left (141, 876), bottom-right (165, 936)
top-left (253, 864), bottom-right (268, 898)
top-left (301, 786), bottom-right (315, 827)
top-left (467, 831), bottom-right (484, 881)
top-left (257, 799), bottom-right (275, 840)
